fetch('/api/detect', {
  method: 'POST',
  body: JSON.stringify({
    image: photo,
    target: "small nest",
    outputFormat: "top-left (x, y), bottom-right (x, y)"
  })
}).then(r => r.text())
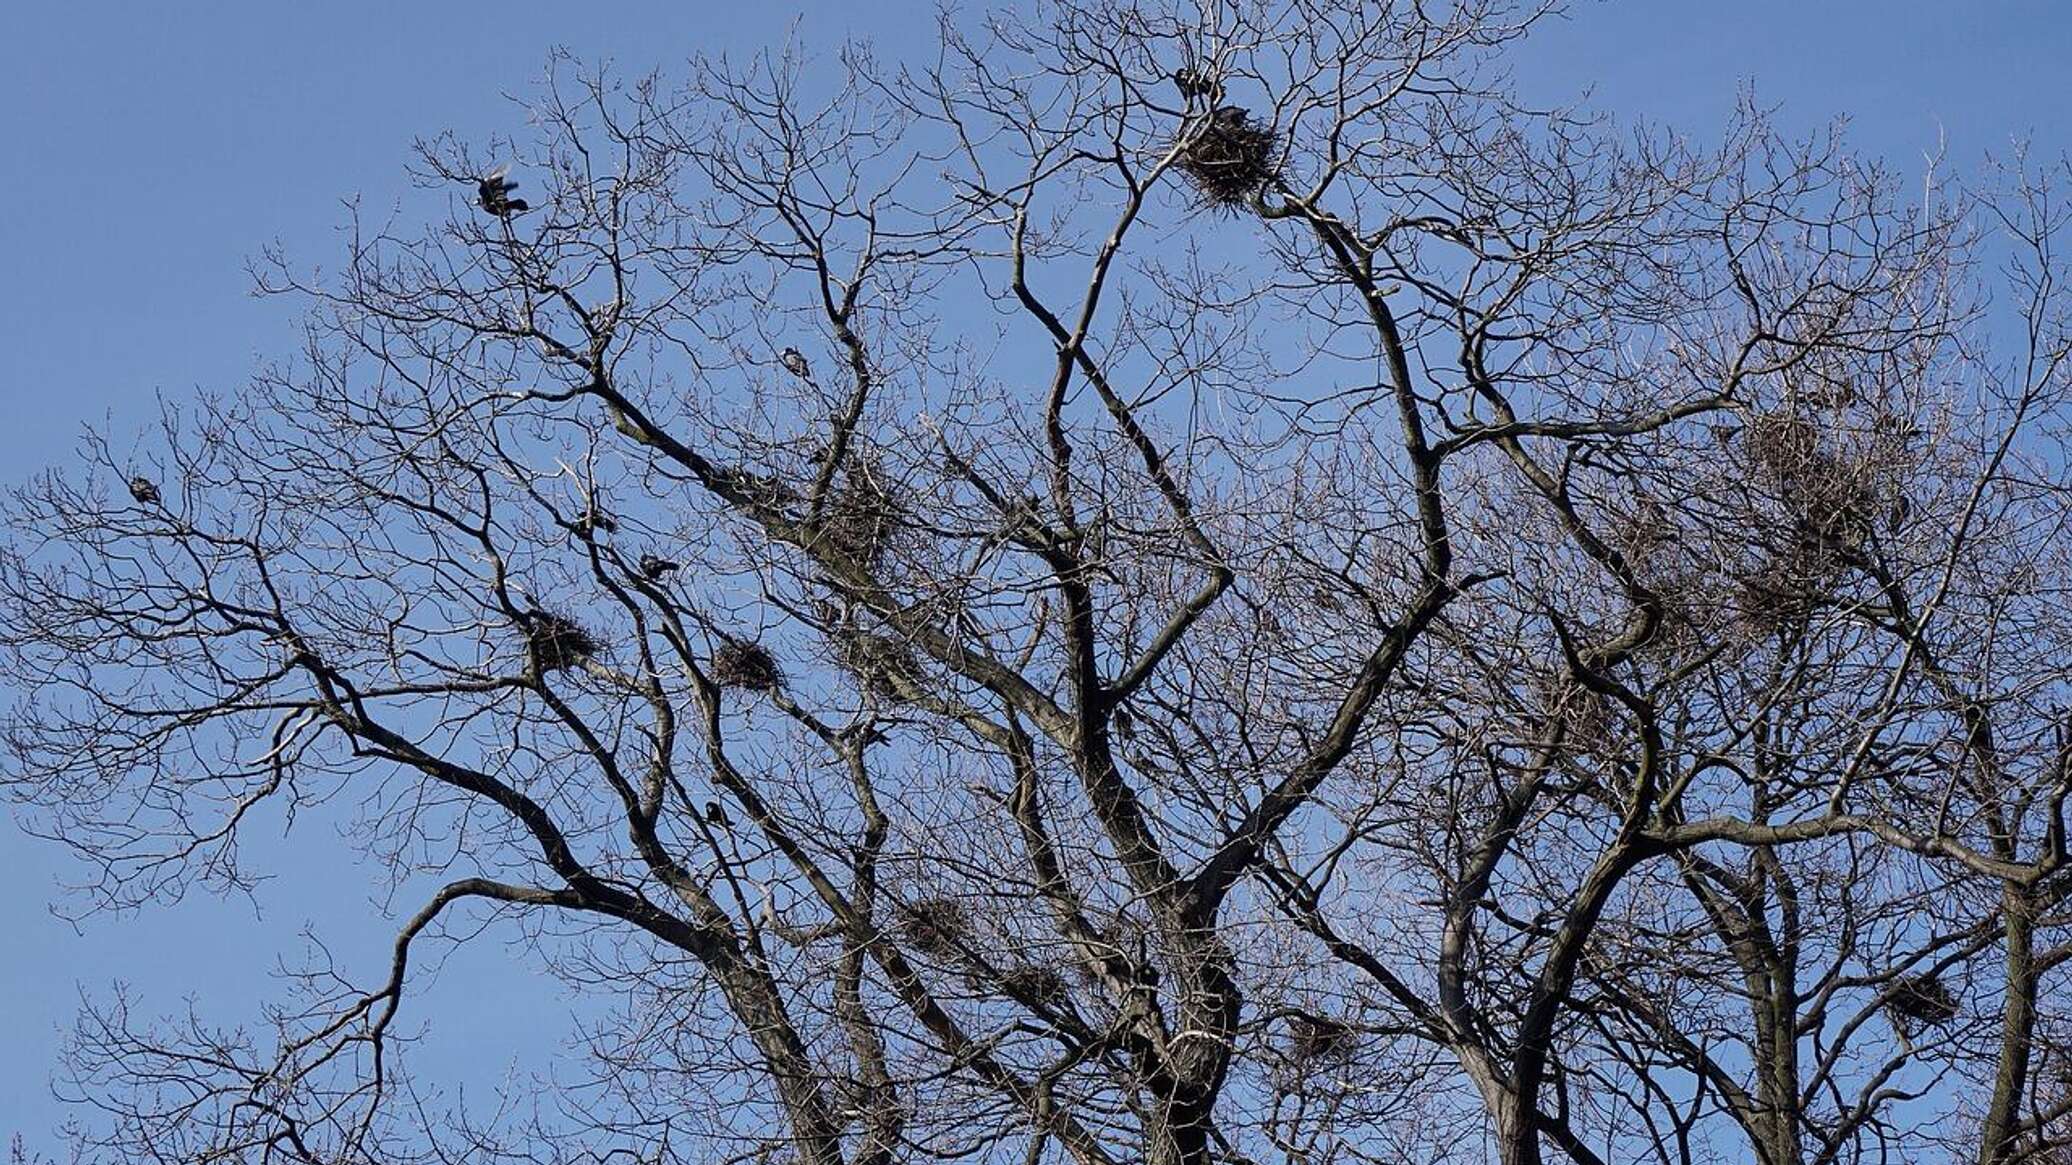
top-left (713, 640), bottom-right (783, 692)
top-left (900, 897), bottom-right (968, 958)
top-left (527, 610), bottom-right (603, 673)
top-left (1177, 106), bottom-right (1278, 209)
top-left (1888, 974), bottom-right (1960, 1028)
top-left (1000, 965), bottom-right (1071, 1006)
top-left (1288, 1013), bottom-right (1357, 1062)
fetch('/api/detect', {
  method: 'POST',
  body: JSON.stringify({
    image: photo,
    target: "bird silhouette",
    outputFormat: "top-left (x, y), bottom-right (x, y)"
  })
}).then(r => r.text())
top-left (1171, 68), bottom-right (1222, 103)
top-left (476, 165), bottom-right (529, 218)
top-left (128, 476), bottom-right (161, 505)
top-left (779, 347), bottom-right (812, 381)
top-left (705, 800), bottom-right (733, 828)
top-left (639, 554), bottom-right (680, 579)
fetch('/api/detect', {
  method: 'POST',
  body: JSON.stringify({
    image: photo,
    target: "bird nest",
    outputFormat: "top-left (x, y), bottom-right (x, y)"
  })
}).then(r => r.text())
top-left (1744, 411), bottom-right (1876, 543)
top-left (838, 632), bottom-right (916, 700)
top-left (899, 897), bottom-right (968, 957)
top-left (819, 472), bottom-right (903, 569)
top-left (713, 640), bottom-right (784, 692)
top-left (1888, 974), bottom-right (1960, 1027)
top-left (1288, 1013), bottom-right (1357, 1062)
top-left (527, 610), bottom-right (603, 673)
top-left (1000, 965), bottom-right (1071, 1006)
top-left (1177, 106), bottom-right (1278, 210)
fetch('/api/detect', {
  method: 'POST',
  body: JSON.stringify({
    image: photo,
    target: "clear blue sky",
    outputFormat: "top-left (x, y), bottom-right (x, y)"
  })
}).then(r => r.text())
top-left (2, 0), bottom-right (2068, 1150)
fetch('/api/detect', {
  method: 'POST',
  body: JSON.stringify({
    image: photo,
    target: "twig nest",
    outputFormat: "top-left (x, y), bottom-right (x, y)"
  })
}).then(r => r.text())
top-left (1288, 1013), bottom-right (1357, 1062)
top-left (819, 471), bottom-right (903, 568)
top-left (838, 632), bottom-right (916, 700)
top-left (899, 897), bottom-right (967, 957)
top-left (526, 610), bottom-right (603, 673)
top-left (1887, 973), bottom-right (1960, 1027)
top-left (713, 640), bottom-right (784, 692)
top-left (1177, 105), bottom-right (1278, 210)
top-left (1000, 964), bottom-right (1071, 1006)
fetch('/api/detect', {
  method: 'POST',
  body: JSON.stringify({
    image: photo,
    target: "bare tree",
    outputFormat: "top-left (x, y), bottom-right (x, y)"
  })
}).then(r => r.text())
top-left (8, 3), bottom-right (2072, 1164)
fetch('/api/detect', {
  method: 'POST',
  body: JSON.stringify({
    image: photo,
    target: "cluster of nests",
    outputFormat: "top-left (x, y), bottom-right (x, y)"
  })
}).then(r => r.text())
top-left (1176, 104), bottom-right (1279, 210)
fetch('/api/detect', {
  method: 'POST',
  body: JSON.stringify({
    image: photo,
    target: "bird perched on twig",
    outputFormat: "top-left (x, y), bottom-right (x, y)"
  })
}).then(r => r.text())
top-left (705, 800), bottom-right (733, 828)
top-left (639, 554), bottom-right (680, 580)
top-left (476, 164), bottom-right (529, 218)
top-left (575, 508), bottom-right (616, 536)
top-left (128, 476), bottom-right (161, 505)
top-left (779, 347), bottom-right (812, 381)
top-left (1171, 68), bottom-right (1222, 103)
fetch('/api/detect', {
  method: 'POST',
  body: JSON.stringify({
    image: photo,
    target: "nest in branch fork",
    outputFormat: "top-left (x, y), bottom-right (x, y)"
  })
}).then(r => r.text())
top-left (526, 609), bottom-right (603, 673)
top-left (1000, 964), bottom-right (1071, 1005)
top-left (1177, 105), bottom-right (1278, 209)
top-left (712, 640), bottom-right (784, 692)
top-left (899, 897), bottom-right (968, 957)
top-left (817, 470), bottom-right (903, 569)
top-left (1887, 973), bottom-right (1960, 1027)
top-left (1288, 1013), bottom-right (1357, 1061)
top-left (837, 631), bottom-right (916, 700)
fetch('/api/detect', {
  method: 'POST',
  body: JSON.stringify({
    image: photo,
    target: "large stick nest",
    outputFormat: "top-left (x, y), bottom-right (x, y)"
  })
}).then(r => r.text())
top-left (713, 640), bottom-right (784, 692)
top-left (1177, 106), bottom-right (1279, 210)
top-left (526, 609), bottom-right (604, 673)
top-left (899, 897), bottom-right (968, 958)
top-left (1887, 973), bottom-right (1960, 1027)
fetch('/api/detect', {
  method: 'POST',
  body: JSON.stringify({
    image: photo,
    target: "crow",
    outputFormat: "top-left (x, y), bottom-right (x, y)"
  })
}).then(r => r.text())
top-left (779, 347), bottom-right (812, 381)
top-left (1171, 68), bottom-right (1221, 103)
top-left (128, 476), bottom-right (161, 505)
top-left (476, 165), bottom-right (529, 217)
top-left (639, 554), bottom-right (680, 579)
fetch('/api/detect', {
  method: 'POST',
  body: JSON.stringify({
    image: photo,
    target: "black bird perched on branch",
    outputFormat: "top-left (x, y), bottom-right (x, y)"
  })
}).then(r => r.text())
top-left (779, 347), bottom-right (812, 381)
top-left (1171, 68), bottom-right (1222, 103)
top-left (639, 554), bottom-right (680, 580)
top-left (705, 800), bottom-right (732, 828)
top-left (128, 476), bottom-right (161, 505)
top-left (476, 164), bottom-right (529, 217)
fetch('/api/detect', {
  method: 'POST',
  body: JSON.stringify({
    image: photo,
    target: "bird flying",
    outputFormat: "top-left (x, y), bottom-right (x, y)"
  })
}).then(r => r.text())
top-left (477, 164), bottom-right (530, 218)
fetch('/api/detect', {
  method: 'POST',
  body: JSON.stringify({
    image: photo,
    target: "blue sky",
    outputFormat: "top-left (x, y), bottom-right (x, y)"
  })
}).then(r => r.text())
top-left (3, 0), bottom-right (2069, 1150)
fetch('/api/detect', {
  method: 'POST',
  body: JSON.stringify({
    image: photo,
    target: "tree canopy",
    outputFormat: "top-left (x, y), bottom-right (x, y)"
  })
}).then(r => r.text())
top-left (7, 3), bottom-right (2072, 1164)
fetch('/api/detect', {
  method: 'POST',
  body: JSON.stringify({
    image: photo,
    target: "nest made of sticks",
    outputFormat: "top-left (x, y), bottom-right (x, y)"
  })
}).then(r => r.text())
top-left (819, 470), bottom-right (903, 569)
top-left (1287, 1013), bottom-right (1358, 1062)
top-left (1744, 411), bottom-right (1877, 544)
top-left (837, 632), bottom-right (916, 700)
top-left (900, 897), bottom-right (968, 957)
top-left (713, 640), bottom-right (784, 692)
top-left (1000, 964), bottom-right (1071, 1006)
top-left (1888, 973), bottom-right (1960, 1027)
top-left (526, 609), bottom-right (604, 673)
top-left (1177, 105), bottom-right (1279, 209)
